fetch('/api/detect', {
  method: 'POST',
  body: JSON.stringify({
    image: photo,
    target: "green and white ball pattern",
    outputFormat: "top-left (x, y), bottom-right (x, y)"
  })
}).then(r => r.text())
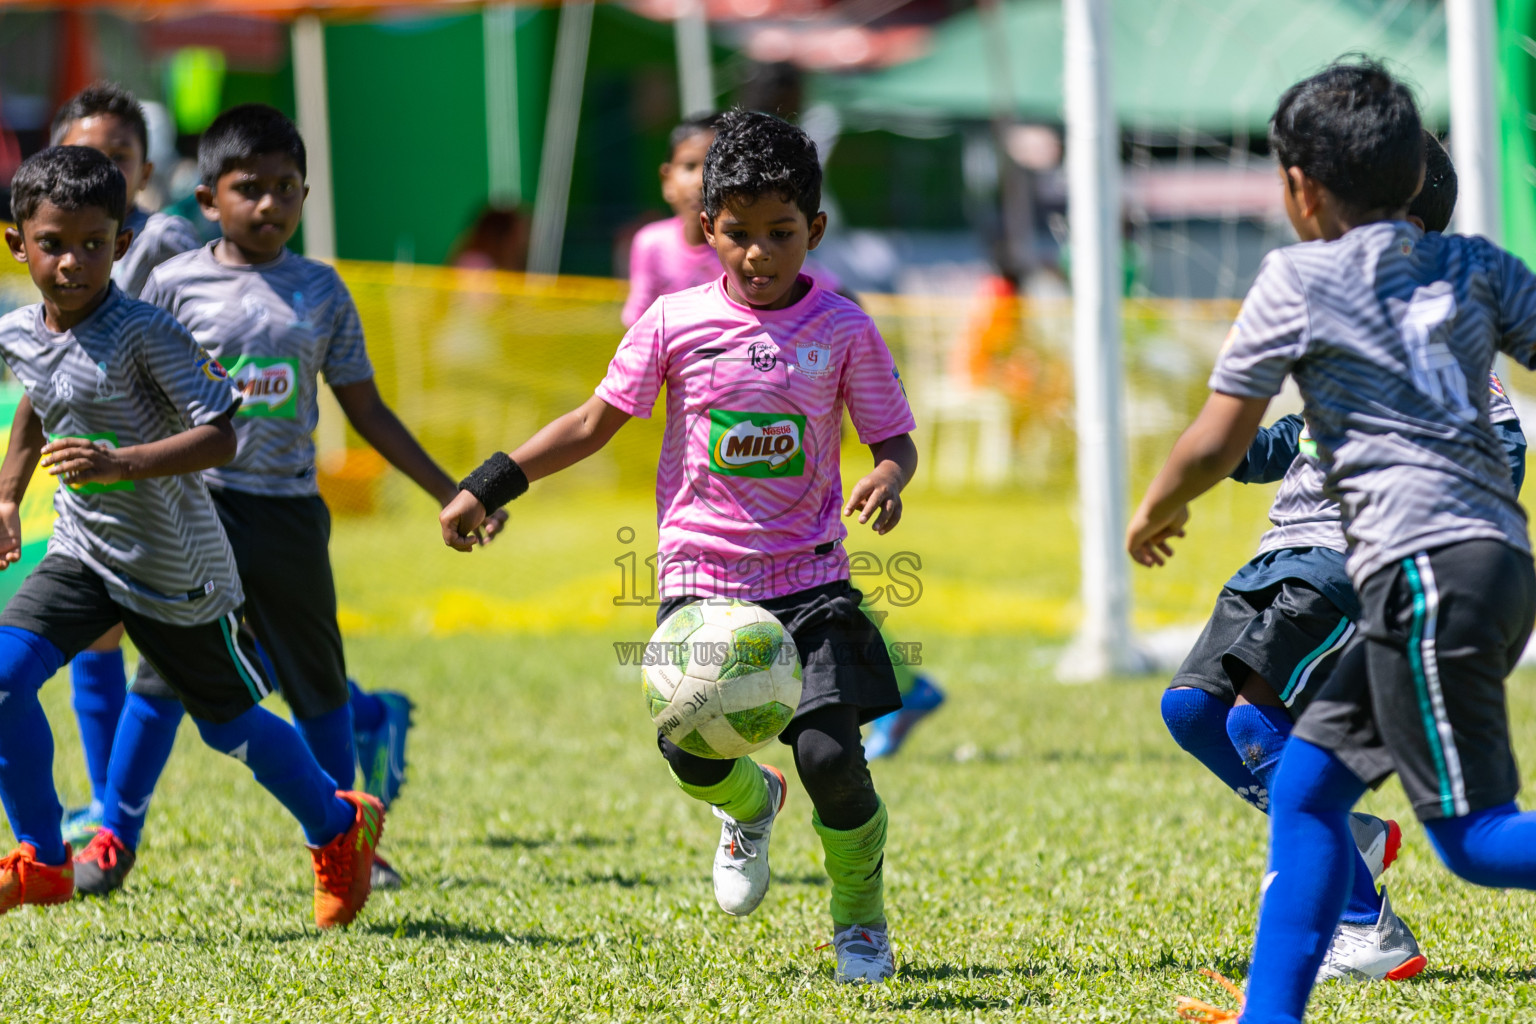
top-left (642, 599), bottom-right (803, 759)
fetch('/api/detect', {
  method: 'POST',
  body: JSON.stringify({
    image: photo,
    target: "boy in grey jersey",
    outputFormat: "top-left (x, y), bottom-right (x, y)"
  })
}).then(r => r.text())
top-left (47, 82), bottom-right (204, 848)
top-left (0, 146), bottom-right (383, 927)
top-left (1131, 62), bottom-right (1536, 1024)
top-left (77, 105), bottom-right (494, 896)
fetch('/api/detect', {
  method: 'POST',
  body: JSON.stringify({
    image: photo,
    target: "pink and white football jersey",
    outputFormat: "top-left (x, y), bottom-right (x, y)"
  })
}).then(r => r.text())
top-left (597, 274), bottom-right (915, 600)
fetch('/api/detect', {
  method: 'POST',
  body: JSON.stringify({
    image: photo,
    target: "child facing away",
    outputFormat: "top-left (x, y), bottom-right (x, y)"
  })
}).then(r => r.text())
top-left (442, 110), bottom-right (917, 984)
top-left (47, 81), bottom-right (203, 846)
top-left (0, 145), bottom-right (382, 927)
top-left (1128, 61), bottom-right (1536, 1024)
top-left (70, 105), bottom-right (494, 897)
top-left (1158, 129), bottom-right (1527, 986)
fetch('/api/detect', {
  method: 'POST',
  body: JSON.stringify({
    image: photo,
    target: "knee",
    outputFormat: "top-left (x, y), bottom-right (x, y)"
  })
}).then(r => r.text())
top-left (1160, 686), bottom-right (1227, 752)
top-left (0, 627), bottom-right (64, 696)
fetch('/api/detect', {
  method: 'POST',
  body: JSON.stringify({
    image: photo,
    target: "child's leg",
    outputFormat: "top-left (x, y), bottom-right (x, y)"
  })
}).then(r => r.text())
top-left (1424, 803), bottom-right (1536, 886)
top-left (657, 733), bottom-right (770, 823)
top-left (1161, 686), bottom-right (1265, 807)
top-left (99, 668), bottom-right (185, 850)
top-left (787, 706), bottom-right (886, 928)
top-left (69, 624), bottom-right (127, 815)
top-left (0, 627), bottom-right (69, 863)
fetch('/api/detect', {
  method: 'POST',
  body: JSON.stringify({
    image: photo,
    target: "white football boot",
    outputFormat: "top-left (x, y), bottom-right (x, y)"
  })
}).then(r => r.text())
top-left (832, 923), bottom-right (895, 984)
top-left (1348, 813), bottom-right (1403, 883)
top-left (1316, 887), bottom-right (1427, 983)
top-left (711, 764), bottom-right (787, 916)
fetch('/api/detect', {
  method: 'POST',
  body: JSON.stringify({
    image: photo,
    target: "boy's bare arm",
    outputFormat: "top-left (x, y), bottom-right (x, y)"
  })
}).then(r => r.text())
top-left (331, 379), bottom-right (458, 505)
top-left (1127, 392), bottom-right (1271, 567)
top-left (846, 432), bottom-right (918, 536)
top-left (0, 396), bottom-right (44, 568)
top-left (440, 395), bottom-right (632, 552)
top-left (42, 411), bottom-right (239, 488)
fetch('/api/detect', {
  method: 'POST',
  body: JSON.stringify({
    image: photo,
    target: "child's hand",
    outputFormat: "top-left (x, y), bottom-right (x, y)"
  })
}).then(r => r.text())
top-left (481, 508), bottom-right (510, 543)
top-left (440, 489), bottom-right (490, 551)
top-left (0, 501), bottom-right (22, 570)
top-left (1126, 504), bottom-right (1189, 567)
top-left (844, 467), bottom-right (904, 535)
top-left (42, 437), bottom-right (127, 488)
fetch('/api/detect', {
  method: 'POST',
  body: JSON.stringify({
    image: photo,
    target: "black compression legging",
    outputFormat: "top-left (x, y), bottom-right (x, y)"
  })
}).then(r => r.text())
top-left (659, 704), bottom-right (879, 831)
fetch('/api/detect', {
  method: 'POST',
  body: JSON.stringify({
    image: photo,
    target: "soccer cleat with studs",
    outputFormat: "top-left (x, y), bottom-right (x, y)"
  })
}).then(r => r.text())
top-left (1348, 813), bottom-right (1402, 884)
top-left (73, 828), bottom-right (135, 896)
top-left (309, 790), bottom-right (385, 929)
top-left (829, 923), bottom-right (895, 984)
top-left (0, 843), bottom-right (74, 914)
top-left (1315, 887), bottom-right (1427, 983)
top-left (711, 764), bottom-right (786, 917)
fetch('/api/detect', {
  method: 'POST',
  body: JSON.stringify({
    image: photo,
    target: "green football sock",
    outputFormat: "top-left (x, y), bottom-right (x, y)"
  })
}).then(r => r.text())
top-left (813, 799), bottom-right (888, 929)
top-left (671, 757), bottom-right (769, 823)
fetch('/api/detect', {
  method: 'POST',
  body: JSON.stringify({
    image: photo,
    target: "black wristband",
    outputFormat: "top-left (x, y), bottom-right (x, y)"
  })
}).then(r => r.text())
top-left (459, 452), bottom-right (529, 512)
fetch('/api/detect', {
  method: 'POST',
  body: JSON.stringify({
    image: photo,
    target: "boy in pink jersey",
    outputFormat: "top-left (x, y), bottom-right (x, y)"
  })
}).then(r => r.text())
top-left (622, 115), bottom-right (842, 327)
top-left (444, 110), bottom-right (917, 984)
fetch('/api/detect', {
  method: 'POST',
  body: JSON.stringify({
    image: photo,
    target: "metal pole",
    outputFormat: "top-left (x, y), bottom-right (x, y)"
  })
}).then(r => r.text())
top-left (484, 2), bottom-right (522, 206)
top-left (292, 15), bottom-right (336, 261)
top-left (1058, 0), bottom-right (1143, 681)
top-left (528, 0), bottom-right (594, 276)
top-left (1447, 0), bottom-right (1501, 240)
top-left (674, 0), bottom-right (715, 118)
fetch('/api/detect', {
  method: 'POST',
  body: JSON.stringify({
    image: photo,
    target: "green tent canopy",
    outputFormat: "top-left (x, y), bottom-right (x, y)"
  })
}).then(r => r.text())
top-left (813, 0), bottom-right (1450, 133)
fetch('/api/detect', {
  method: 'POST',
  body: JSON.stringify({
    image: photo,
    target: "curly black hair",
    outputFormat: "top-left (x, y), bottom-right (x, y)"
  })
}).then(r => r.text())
top-left (9, 145), bottom-right (127, 228)
top-left (1408, 129), bottom-right (1457, 233)
top-left (198, 104), bottom-right (307, 188)
top-left (1269, 58), bottom-right (1423, 217)
top-left (50, 81), bottom-right (149, 157)
top-left (702, 110), bottom-right (820, 222)
top-left (669, 113), bottom-right (721, 159)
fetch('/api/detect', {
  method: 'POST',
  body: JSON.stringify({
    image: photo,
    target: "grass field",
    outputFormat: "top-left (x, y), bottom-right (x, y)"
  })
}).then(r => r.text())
top-left (9, 628), bottom-right (1536, 1022)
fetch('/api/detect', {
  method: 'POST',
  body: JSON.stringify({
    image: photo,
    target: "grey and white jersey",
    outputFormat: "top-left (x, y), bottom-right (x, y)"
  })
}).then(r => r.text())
top-left (0, 287), bottom-right (244, 625)
top-left (142, 244), bottom-right (374, 497)
top-left (113, 208), bottom-right (201, 300)
top-left (1212, 221), bottom-right (1536, 586)
top-left (1254, 375), bottom-right (1520, 557)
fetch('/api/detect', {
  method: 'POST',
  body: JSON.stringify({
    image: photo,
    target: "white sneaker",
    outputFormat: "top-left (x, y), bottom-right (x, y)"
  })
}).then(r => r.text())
top-left (1348, 813), bottom-right (1402, 883)
top-left (832, 923), bottom-right (895, 984)
top-left (1316, 887), bottom-right (1427, 983)
top-left (711, 764), bottom-right (787, 917)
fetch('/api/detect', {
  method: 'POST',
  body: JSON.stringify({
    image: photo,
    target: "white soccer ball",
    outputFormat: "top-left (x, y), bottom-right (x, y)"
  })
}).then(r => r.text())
top-left (642, 599), bottom-right (803, 759)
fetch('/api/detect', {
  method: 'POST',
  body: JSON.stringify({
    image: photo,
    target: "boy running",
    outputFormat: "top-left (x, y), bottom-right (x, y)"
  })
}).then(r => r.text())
top-left (443, 110), bottom-right (917, 983)
top-left (1128, 61), bottom-right (1536, 1024)
top-left (74, 105), bottom-right (480, 895)
top-left (0, 145), bottom-right (381, 927)
top-left (1158, 130), bottom-right (1525, 984)
top-left (47, 82), bottom-right (202, 845)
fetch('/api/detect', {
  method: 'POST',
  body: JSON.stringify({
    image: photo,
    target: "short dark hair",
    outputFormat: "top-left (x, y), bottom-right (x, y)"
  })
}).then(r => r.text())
top-left (702, 109), bottom-right (821, 222)
top-left (1409, 130), bottom-right (1457, 233)
top-left (669, 114), bottom-right (721, 159)
top-left (9, 146), bottom-right (127, 228)
top-left (198, 103), bottom-right (306, 187)
top-left (50, 81), bottom-right (148, 157)
top-left (1269, 58), bottom-right (1424, 217)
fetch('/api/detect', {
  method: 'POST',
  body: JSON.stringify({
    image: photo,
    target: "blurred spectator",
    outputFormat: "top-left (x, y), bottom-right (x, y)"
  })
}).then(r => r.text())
top-left (450, 206), bottom-right (529, 272)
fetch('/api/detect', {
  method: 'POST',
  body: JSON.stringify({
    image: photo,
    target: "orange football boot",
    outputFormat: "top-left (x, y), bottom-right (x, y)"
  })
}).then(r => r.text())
top-left (0, 842), bottom-right (75, 913)
top-left (309, 791), bottom-right (385, 929)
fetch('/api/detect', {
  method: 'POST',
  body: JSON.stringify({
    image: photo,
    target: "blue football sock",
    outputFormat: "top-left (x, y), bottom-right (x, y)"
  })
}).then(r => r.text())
top-left (100, 692), bottom-right (184, 850)
top-left (1244, 738), bottom-right (1367, 1024)
top-left (1425, 801), bottom-right (1536, 888)
top-left (0, 628), bottom-right (67, 864)
top-left (192, 706), bottom-right (353, 846)
top-left (1227, 703), bottom-right (1381, 925)
top-left (294, 703), bottom-right (356, 792)
top-left (69, 648), bottom-right (128, 812)
top-left (1160, 687), bottom-right (1266, 810)
top-left (349, 679), bottom-right (386, 732)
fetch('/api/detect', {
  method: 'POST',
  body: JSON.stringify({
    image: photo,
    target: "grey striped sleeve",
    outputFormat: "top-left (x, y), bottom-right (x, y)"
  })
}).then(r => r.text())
top-left (1210, 251), bottom-right (1309, 399)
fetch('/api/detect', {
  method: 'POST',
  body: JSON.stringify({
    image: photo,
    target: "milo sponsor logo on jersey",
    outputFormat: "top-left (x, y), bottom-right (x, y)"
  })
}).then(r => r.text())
top-left (225, 356), bottom-right (299, 418)
top-left (708, 410), bottom-right (807, 477)
top-left (48, 431), bottom-right (134, 494)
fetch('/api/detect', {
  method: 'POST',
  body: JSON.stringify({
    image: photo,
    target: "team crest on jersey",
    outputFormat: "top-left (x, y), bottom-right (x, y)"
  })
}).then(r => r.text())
top-left (749, 341), bottom-right (777, 373)
top-left (241, 294), bottom-right (270, 326)
top-left (93, 362), bottom-right (120, 402)
top-left (708, 409), bottom-right (807, 477)
top-left (51, 371), bottom-right (73, 400)
top-left (795, 342), bottom-right (833, 378)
